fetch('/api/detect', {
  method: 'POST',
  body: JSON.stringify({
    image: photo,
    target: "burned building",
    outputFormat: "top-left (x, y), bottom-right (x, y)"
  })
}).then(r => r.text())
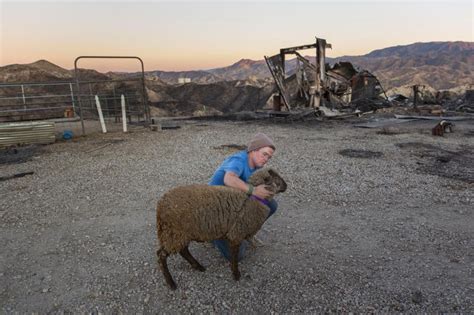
top-left (265, 37), bottom-right (387, 113)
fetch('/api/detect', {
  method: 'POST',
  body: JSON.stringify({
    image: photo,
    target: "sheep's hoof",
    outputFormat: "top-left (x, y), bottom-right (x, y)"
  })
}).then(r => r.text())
top-left (163, 273), bottom-right (177, 290)
top-left (233, 271), bottom-right (241, 281)
top-left (166, 280), bottom-right (177, 290)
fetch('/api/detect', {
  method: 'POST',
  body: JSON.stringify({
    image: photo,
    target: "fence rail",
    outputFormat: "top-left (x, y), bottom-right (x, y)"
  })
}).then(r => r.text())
top-left (0, 79), bottom-right (149, 135)
top-left (1, 56), bottom-right (150, 136)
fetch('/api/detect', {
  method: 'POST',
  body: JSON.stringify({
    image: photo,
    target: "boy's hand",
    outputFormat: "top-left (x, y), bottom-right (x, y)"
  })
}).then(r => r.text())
top-left (253, 184), bottom-right (274, 199)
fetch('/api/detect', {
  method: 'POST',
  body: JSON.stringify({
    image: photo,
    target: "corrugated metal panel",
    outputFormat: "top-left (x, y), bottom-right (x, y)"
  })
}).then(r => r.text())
top-left (0, 121), bottom-right (55, 148)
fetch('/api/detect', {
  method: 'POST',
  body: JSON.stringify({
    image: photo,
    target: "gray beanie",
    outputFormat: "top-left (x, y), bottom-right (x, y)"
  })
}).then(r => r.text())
top-left (247, 133), bottom-right (275, 152)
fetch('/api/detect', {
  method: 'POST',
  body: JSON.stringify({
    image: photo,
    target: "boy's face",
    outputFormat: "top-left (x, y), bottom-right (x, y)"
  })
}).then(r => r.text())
top-left (254, 147), bottom-right (274, 168)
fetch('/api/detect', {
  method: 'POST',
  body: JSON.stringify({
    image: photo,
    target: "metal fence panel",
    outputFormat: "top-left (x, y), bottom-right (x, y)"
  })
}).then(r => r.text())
top-left (0, 121), bottom-right (55, 147)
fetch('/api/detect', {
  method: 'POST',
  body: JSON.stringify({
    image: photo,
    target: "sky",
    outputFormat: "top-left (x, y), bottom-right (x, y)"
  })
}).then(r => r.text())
top-left (0, 0), bottom-right (472, 72)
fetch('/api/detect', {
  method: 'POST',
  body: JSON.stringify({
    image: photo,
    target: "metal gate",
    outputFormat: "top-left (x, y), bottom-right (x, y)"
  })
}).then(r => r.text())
top-left (74, 56), bottom-right (151, 135)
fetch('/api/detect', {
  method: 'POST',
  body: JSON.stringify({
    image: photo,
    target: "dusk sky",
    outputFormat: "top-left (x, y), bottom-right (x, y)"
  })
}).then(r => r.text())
top-left (1, 0), bottom-right (472, 72)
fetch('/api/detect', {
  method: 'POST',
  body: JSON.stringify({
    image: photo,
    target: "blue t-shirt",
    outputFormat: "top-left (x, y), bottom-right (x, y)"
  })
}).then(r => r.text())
top-left (209, 150), bottom-right (256, 186)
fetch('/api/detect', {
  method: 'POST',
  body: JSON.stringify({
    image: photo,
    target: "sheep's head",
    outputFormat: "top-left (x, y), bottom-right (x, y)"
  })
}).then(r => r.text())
top-left (249, 168), bottom-right (287, 194)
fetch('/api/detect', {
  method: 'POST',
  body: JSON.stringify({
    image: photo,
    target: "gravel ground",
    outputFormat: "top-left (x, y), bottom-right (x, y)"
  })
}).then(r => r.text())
top-left (1, 116), bottom-right (473, 313)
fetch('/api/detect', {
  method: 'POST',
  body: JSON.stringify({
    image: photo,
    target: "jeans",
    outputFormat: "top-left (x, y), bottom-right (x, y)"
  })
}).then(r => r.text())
top-left (212, 199), bottom-right (278, 262)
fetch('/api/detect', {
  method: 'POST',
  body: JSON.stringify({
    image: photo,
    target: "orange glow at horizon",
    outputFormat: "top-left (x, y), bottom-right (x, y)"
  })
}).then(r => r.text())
top-left (1, 1), bottom-right (472, 73)
top-left (0, 39), bottom-right (436, 73)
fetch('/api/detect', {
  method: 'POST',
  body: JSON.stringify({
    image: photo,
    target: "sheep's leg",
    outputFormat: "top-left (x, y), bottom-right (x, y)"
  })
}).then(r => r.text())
top-left (179, 246), bottom-right (206, 272)
top-left (156, 248), bottom-right (177, 290)
top-left (229, 243), bottom-right (241, 281)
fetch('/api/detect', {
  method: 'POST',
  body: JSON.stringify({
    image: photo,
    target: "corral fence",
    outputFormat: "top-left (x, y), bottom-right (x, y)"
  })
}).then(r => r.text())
top-left (0, 81), bottom-right (76, 122)
top-left (0, 56), bottom-right (151, 140)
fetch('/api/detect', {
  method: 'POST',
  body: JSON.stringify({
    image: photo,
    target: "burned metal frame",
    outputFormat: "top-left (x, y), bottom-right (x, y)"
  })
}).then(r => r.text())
top-left (74, 56), bottom-right (150, 135)
top-left (265, 37), bottom-right (332, 111)
top-left (265, 37), bottom-right (389, 114)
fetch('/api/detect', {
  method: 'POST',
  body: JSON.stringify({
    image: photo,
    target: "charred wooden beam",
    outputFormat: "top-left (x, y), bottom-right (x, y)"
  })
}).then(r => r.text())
top-left (294, 52), bottom-right (317, 71)
top-left (280, 43), bottom-right (317, 54)
top-left (264, 55), bottom-right (291, 111)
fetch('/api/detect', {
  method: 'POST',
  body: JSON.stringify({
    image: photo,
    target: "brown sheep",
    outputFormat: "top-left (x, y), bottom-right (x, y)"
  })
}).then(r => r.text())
top-left (156, 168), bottom-right (287, 290)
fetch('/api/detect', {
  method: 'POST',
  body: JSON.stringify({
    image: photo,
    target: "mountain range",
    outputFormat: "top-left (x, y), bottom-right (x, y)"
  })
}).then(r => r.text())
top-left (330, 41), bottom-right (473, 90)
top-left (1, 41), bottom-right (472, 91)
top-left (129, 41), bottom-right (474, 90)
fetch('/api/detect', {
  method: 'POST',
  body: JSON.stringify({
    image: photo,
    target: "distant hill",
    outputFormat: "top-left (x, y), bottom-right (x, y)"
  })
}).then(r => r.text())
top-left (332, 41), bottom-right (474, 90)
top-left (363, 41), bottom-right (473, 58)
top-left (0, 59), bottom-right (109, 83)
top-left (146, 80), bottom-right (274, 116)
top-left (0, 60), bottom-right (72, 82)
top-left (207, 59), bottom-right (269, 80)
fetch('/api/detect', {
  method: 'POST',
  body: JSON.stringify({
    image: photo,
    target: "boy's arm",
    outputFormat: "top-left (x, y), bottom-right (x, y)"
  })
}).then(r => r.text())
top-left (223, 171), bottom-right (272, 199)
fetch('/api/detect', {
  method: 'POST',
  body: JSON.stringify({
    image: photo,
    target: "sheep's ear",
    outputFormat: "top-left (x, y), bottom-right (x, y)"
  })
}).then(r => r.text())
top-left (264, 169), bottom-right (276, 185)
top-left (267, 169), bottom-right (278, 178)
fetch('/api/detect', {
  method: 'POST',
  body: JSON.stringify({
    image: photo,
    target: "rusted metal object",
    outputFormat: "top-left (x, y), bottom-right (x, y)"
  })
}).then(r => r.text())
top-left (432, 120), bottom-right (454, 136)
